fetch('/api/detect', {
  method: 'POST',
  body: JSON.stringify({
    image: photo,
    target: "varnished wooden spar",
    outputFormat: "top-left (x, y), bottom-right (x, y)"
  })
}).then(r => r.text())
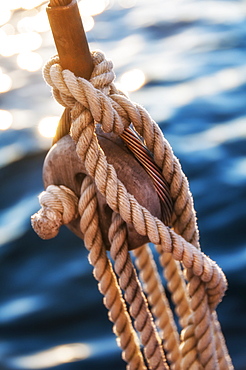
top-left (47, 0), bottom-right (94, 143)
top-left (45, 0), bottom-right (173, 248)
top-left (47, 0), bottom-right (94, 79)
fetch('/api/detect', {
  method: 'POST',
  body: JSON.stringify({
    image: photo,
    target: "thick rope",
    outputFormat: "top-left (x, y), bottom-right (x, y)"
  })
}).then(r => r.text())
top-left (108, 213), bottom-right (169, 370)
top-left (212, 312), bottom-right (234, 370)
top-left (78, 176), bottom-right (147, 370)
top-left (156, 245), bottom-right (191, 329)
top-left (133, 244), bottom-right (181, 370)
top-left (154, 246), bottom-right (203, 369)
top-left (32, 50), bottom-right (234, 369)
top-left (186, 278), bottom-right (218, 369)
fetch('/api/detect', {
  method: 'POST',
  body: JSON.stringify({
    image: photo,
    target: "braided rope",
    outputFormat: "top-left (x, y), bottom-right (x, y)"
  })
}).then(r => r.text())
top-left (31, 50), bottom-right (234, 369)
top-left (133, 244), bottom-right (182, 369)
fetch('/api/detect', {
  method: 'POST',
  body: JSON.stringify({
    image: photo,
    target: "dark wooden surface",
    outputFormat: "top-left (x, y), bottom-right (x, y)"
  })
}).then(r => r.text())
top-left (43, 132), bottom-right (162, 250)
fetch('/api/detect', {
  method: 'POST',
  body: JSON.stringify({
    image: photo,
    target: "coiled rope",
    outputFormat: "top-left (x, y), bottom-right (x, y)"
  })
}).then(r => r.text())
top-left (32, 50), bottom-right (233, 369)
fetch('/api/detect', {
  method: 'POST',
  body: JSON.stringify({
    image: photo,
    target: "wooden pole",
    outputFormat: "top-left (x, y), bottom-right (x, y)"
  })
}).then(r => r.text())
top-left (47, 0), bottom-right (94, 79)
top-left (47, 0), bottom-right (94, 143)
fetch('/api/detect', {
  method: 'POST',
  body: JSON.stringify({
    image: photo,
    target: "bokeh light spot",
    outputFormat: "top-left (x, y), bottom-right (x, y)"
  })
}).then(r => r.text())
top-left (0, 110), bottom-right (13, 130)
top-left (38, 116), bottom-right (60, 138)
top-left (20, 0), bottom-right (46, 10)
top-left (79, 0), bottom-right (108, 16)
top-left (118, 0), bottom-right (137, 9)
top-left (81, 15), bottom-right (95, 32)
top-left (0, 31), bottom-right (42, 57)
top-left (216, 68), bottom-right (241, 90)
top-left (11, 343), bottom-right (91, 369)
top-left (0, 9), bottom-right (12, 26)
top-left (17, 10), bottom-right (50, 33)
top-left (17, 51), bottom-right (43, 72)
top-left (0, 72), bottom-right (12, 93)
top-left (171, 84), bottom-right (195, 106)
top-left (119, 69), bottom-right (146, 92)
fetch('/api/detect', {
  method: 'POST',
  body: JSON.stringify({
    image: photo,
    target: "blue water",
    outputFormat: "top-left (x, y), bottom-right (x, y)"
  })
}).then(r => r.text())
top-left (0, 1), bottom-right (246, 369)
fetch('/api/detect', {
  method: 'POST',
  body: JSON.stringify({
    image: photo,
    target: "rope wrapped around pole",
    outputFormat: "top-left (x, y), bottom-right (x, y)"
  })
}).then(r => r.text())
top-left (32, 48), bottom-right (233, 369)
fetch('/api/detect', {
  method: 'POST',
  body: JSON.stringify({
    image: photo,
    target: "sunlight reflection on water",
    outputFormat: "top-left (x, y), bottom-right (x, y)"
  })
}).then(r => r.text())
top-left (9, 343), bottom-right (91, 369)
top-left (0, 71), bottom-right (12, 93)
top-left (17, 10), bottom-right (50, 33)
top-left (119, 68), bottom-right (146, 92)
top-left (17, 51), bottom-right (43, 72)
top-left (0, 31), bottom-right (42, 57)
top-left (0, 109), bottom-right (13, 130)
top-left (38, 116), bottom-right (60, 138)
top-left (0, 296), bottom-right (45, 323)
top-left (78, 0), bottom-right (109, 16)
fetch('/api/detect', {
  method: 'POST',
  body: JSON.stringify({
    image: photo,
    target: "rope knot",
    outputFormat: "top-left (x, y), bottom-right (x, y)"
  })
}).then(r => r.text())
top-left (31, 185), bottom-right (78, 239)
top-left (43, 50), bottom-right (129, 137)
top-left (90, 50), bottom-right (115, 93)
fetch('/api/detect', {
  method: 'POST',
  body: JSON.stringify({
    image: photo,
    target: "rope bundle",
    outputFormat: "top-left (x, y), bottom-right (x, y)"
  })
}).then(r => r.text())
top-left (32, 50), bottom-right (233, 369)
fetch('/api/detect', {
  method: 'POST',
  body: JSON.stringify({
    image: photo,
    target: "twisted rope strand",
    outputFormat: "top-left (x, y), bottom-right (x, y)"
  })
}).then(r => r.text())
top-left (212, 312), bottom-right (234, 370)
top-left (188, 278), bottom-right (218, 369)
top-left (133, 244), bottom-right (182, 370)
top-left (155, 246), bottom-right (202, 369)
top-left (156, 246), bottom-right (191, 330)
top-left (109, 213), bottom-right (169, 370)
top-left (79, 176), bottom-right (147, 370)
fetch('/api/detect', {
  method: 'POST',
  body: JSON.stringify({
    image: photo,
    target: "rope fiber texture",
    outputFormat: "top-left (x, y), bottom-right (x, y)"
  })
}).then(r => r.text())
top-left (32, 50), bottom-right (233, 370)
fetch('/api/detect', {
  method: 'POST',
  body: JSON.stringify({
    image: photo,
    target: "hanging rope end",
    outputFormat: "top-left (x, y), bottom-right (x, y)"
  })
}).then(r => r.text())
top-left (31, 185), bottom-right (78, 239)
top-left (31, 205), bottom-right (62, 239)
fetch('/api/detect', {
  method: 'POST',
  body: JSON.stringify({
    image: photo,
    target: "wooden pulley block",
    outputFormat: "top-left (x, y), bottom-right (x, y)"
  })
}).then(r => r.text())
top-left (43, 128), bottom-right (162, 250)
